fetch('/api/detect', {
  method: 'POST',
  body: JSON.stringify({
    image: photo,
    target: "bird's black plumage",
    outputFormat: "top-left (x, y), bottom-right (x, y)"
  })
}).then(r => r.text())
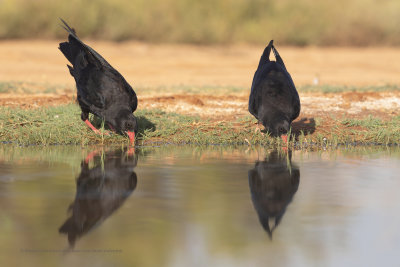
top-left (248, 40), bottom-right (300, 136)
top-left (58, 19), bottom-right (138, 135)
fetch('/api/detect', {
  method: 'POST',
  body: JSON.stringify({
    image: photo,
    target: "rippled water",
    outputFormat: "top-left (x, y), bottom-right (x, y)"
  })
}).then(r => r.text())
top-left (0, 146), bottom-right (400, 267)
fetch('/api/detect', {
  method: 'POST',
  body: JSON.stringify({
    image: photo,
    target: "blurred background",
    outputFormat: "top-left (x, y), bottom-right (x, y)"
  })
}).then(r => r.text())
top-left (1, 0), bottom-right (399, 46)
top-left (1, 0), bottom-right (400, 112)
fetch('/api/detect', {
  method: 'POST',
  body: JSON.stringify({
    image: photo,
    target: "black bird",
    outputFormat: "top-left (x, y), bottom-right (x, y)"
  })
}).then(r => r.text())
top-left (58, 19), bottom-right (138, 143)
top-left (248, 150), bottom-right (300, 238)
top-left (248, 40), bottom-right (300, 137)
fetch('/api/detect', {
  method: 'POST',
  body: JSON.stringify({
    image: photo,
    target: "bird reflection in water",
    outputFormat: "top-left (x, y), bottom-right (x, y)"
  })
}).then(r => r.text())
top-left (59, 148), bottom-right (137, 247)
top-left (248, 150), bottom-right (300, 238)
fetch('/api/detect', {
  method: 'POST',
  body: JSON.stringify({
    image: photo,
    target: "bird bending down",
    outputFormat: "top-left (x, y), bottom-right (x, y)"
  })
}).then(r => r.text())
top-left (248, 40), bottom-right (300, 142)
top-left (58, 19), bottom-right (138, 144)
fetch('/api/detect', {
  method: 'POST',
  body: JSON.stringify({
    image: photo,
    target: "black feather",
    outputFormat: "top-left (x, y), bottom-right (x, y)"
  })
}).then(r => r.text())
top-left (248, 40), bottom-right (300, 136)
top-left (59, 19), bottom-right (138, 134)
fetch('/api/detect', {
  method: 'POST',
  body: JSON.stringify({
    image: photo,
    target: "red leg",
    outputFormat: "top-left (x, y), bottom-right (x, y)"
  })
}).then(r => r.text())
top-left (84, 119), bottom-right (110, 136)
top-left (84, 119), bottom-right (100, 134)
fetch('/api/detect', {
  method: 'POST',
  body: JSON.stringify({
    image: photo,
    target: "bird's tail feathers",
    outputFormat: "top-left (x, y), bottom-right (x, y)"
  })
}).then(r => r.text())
top-left (258, 40), bottom-right (274, 67)
top-left (59, 18), bottom-right (103, 69)
top-left (271, 44), bottom-right (286, 69)
top-left (59, 18), bottom-right (77, 37)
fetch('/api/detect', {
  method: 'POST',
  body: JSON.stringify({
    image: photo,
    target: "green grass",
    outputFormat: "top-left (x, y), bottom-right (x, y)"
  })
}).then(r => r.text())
top-left (1, 104), bottom-right (400, 147)
top-left (0, 104), bottom-right (127, 146)
top-left (341, 115), bottom-right (384, 128)
top-left (339, 116), bottom-right (400, 145)
top-left (1, 0), bottom-right (400, 45)
top-left (0, 104), bottom-right (283, 146)
top-left (135, 110), bottom-right (281, 146)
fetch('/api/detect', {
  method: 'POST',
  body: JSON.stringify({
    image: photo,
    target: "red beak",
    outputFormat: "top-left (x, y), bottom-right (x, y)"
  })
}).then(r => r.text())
top-left (127, 131), bottom-right (135, 145)
top-left (281, 134), bottom-right (288, 143)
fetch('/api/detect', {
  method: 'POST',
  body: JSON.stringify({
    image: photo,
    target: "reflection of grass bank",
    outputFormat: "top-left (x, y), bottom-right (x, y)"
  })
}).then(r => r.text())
top-left (0, 104), bottom-right (399, 146)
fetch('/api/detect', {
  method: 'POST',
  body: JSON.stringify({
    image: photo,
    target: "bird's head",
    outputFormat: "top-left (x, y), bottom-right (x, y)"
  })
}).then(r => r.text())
top-left (114, 109), bottom-right (138, 144)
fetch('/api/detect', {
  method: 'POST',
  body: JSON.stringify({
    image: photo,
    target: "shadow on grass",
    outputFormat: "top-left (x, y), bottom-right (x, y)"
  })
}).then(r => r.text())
top-left (257, 118), bottom-right (316, 139)
top-left (137, 116), bottom-right (156, 137)
top-left (292, 118), bottom-right (316, 137)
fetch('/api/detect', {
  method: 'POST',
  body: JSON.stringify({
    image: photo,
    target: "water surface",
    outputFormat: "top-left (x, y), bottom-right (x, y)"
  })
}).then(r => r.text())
top-left (0, 146), bottom-right (400, 267)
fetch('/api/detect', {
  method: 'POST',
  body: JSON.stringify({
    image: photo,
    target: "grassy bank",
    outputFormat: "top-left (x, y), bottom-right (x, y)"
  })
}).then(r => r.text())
top-left (1, 0), bottom-right (400, 46)
top-left (0, 103), bottom-right (399, 147)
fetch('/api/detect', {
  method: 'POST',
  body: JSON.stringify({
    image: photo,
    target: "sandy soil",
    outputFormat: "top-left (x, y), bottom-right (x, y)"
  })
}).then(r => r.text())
top-left (2, 40), bottom-right (400, 88)
top-left (1, 41), bottom-right (400, 136)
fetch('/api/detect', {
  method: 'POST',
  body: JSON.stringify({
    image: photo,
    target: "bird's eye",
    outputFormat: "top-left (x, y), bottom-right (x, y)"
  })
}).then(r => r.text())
top-left (125, 122), bottom-right (132, 129)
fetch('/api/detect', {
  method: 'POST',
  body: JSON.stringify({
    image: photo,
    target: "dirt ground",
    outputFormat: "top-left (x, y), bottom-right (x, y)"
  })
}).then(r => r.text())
top-left (2, 40), bottom-right (400, 87)
top-left (1, 41), bottom-right (400, 136)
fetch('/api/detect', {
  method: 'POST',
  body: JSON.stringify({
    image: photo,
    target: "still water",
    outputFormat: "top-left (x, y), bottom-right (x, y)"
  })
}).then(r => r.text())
top-left (0, 145), bottom-right (400, 267)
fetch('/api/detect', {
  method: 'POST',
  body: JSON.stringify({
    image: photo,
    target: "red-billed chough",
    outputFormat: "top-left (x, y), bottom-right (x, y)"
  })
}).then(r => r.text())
top-left (59, 19), bottom-right (138, 144)
top-left (248, 40), bottom-right (300, 139)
